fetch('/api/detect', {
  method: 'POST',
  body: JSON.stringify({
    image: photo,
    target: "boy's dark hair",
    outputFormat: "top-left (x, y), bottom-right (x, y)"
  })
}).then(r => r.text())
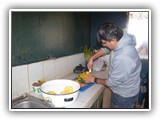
top-left (97, 21), bottom-right (123, 42)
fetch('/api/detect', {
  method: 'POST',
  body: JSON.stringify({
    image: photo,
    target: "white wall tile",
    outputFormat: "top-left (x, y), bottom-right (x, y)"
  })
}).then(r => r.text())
top-left (28, 62), bottom-right (43, 91)
top-left (54, 53), bottom-right (85, 79)
top-left (68, 53), bottom-right (85, 68)
top-left (11, 53), bottom-right (86, 99)
top-left (43, 59), bottom-right (56, 81)
top-left (12, 65), bottom-right (29, 99)
top-left (54, 57), bottom-right (69, 79)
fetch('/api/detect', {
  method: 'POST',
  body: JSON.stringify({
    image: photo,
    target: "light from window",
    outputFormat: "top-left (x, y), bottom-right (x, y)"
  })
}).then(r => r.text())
top-left (128, 12), bottom-right (148, 59)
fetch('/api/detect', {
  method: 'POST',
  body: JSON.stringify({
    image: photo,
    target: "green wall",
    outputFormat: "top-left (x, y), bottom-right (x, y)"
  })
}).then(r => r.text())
top-left (91, 12), bottom-right (129, 49)
top-left (11, 12), bottom-right (91, 66)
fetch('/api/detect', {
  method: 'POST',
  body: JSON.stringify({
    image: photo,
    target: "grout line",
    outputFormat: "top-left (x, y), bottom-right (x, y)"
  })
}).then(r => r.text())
top-left (27, 64), bottom-right (31, 92)
top-left (42, 61), bottom-right (44, 78)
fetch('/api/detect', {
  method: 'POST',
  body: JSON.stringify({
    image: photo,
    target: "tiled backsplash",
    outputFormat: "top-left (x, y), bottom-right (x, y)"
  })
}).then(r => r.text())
top-left (12, 65), bottom-right (29, 99)
top-left (12, 53), bottom-right (85, 99)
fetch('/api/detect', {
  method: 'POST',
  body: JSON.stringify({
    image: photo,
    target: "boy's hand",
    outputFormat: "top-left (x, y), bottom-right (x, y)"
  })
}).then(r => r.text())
top-left (85, 74), bottom-right (95, 83)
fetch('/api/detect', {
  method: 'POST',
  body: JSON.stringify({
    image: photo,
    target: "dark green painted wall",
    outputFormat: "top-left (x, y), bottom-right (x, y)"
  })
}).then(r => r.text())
top-left (11, 12), bottom-right (128, 67)
top-left (90, 12), bottom-right (129, 49)
top-left (12, 12), bottom-right (91, 66)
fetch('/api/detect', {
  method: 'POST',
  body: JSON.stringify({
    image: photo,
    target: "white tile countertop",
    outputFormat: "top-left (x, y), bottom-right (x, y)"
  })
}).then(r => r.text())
top-left (29, 70), bottom-right (108, 108)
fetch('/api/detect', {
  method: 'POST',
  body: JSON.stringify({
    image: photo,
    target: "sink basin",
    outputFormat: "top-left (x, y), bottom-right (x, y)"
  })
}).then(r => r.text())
top-left (12, 100), bottom-right (49, 108)
top-left (12, 94), bottom-right (51, 108)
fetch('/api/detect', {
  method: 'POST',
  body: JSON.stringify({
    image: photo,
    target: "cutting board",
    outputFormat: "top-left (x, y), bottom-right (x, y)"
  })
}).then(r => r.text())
top-left (79, 83), bottom-right (94, 93)
top-left (72, 78), bottom-right (94, 93)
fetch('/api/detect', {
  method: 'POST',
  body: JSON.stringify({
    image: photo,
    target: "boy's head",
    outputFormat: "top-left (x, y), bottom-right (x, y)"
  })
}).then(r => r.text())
top-left (97, 21), bottom-right (123, 43)
top-left (97, 22), bottom-right (123, 50)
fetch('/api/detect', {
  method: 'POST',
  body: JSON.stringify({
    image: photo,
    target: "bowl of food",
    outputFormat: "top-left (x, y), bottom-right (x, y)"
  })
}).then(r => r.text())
top-left (40, 79), bottom-right (80, 107)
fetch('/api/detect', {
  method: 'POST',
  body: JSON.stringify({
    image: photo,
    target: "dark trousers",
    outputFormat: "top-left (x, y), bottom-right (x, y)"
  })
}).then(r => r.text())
top-left (111, 92), bottom-right (139, 108)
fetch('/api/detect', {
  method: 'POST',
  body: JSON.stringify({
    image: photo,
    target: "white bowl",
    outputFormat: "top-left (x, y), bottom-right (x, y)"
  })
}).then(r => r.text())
top-left (40, 79), bottom-right (80, 107)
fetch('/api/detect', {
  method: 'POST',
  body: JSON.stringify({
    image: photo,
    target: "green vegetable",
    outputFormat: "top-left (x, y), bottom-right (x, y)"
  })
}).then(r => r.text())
top-left (81, 45), bottom-right (92, 58)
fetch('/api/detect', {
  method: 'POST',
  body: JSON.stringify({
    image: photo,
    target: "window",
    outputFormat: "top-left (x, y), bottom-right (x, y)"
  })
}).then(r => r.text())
top-left (128, 12), bottom-right (149, 59)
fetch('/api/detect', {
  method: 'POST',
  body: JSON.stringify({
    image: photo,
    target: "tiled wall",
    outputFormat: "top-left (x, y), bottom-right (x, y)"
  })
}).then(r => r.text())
top-left (12, 53), bottom-right (85, 99)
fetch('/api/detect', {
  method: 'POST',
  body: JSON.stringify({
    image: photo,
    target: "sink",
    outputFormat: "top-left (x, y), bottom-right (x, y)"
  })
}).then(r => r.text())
top-left (12, 100), bottom-right (49, 108)
top-left (12, 94), bottom-right (51, 108)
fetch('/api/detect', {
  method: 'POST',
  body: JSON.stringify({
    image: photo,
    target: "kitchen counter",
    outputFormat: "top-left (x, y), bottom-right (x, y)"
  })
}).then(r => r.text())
top-left (29, 70), bottom-right (108, 108)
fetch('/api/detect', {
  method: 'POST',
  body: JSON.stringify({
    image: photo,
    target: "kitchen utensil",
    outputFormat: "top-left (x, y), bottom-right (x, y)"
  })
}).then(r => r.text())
top-left (40, 79), bottom-right (80, 107)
